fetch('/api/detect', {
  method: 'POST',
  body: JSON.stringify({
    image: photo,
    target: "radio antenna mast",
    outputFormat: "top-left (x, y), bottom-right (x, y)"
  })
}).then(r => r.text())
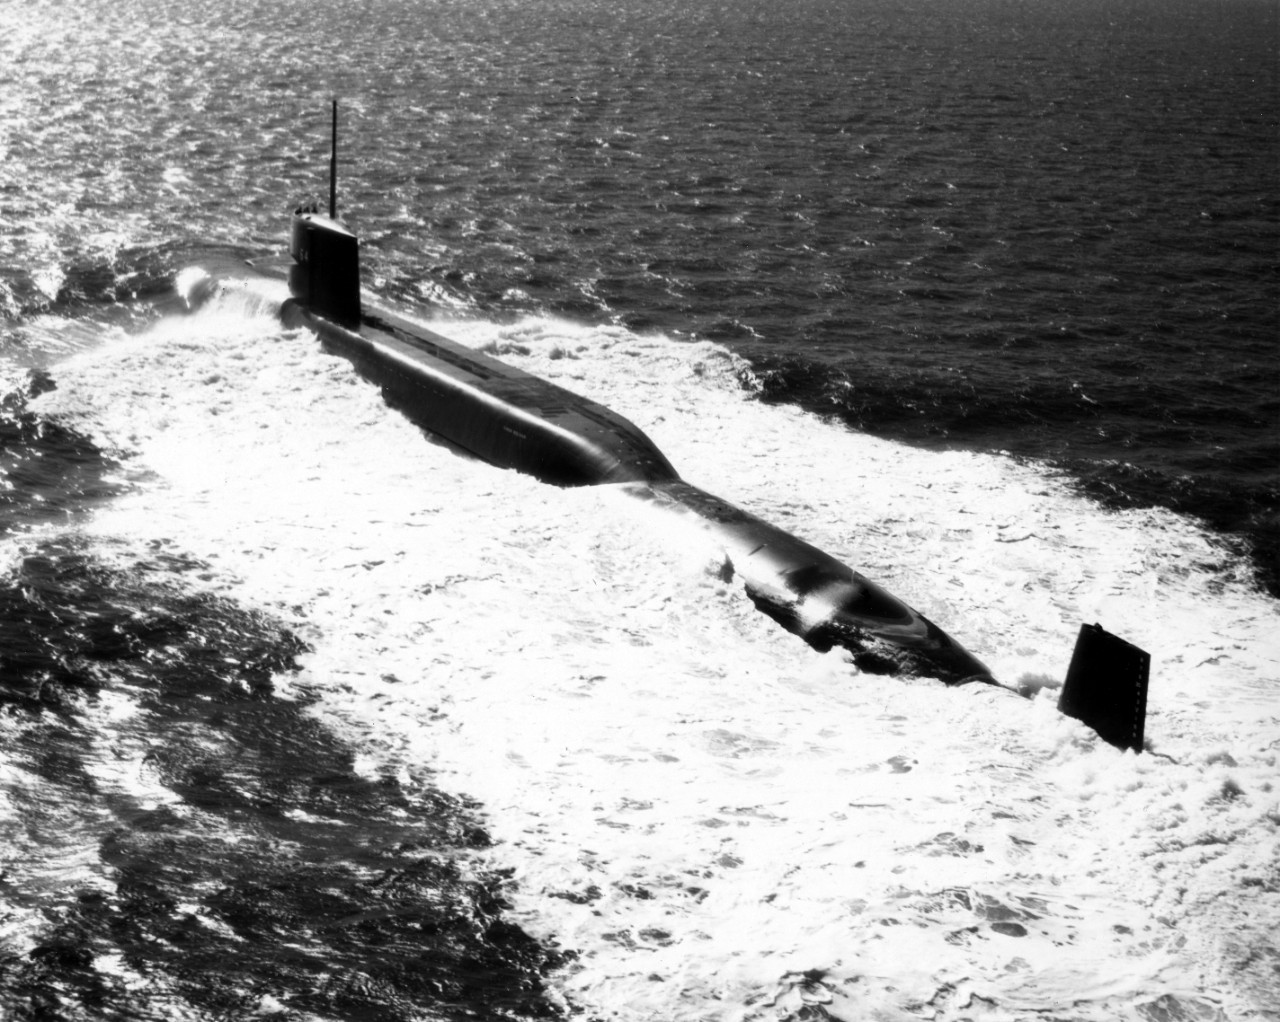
top-left (329, 98), bottom-right (338, 220)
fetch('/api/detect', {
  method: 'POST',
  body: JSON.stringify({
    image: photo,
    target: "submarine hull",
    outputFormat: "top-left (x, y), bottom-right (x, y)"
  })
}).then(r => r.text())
top-left (183, 255), bottom-right (993, 685)
top-left (176, 195), bottom-right (1147, 749)
top-left (282, 299), bottom-right (680, 488)
top-left (631, 480), bottom-right (994, 682)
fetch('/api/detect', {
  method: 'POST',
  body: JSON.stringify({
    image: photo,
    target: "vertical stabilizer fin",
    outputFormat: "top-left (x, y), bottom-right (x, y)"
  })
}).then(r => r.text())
top-left (1059, 622), bottom-right (1150, 752)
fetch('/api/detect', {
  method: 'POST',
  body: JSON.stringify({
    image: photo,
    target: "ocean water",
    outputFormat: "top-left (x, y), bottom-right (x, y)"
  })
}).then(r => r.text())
top-left (1, 0), bottom-right (1277, 1020)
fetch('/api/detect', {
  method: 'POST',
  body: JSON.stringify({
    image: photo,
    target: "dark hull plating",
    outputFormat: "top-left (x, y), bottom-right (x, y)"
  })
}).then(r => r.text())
top-left (281, 299), bottom-right (679, 487)
top-left (628, 480), bottom-right (993, 681)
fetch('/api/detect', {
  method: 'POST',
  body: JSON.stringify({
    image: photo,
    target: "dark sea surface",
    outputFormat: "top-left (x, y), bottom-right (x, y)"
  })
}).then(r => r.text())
top-left (1, 0), bottom-right (1278, 1019)
top-left (4, 0), bottom-right (1276, 591)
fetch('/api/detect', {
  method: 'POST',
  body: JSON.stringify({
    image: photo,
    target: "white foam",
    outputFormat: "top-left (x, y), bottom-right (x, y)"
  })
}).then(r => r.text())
top-left (26, 306), bottom-right (1280, 1019)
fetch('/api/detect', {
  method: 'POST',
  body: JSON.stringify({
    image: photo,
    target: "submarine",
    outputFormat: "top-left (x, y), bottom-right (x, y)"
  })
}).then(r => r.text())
top-left (181, 102), bottom-right (1149, 752)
